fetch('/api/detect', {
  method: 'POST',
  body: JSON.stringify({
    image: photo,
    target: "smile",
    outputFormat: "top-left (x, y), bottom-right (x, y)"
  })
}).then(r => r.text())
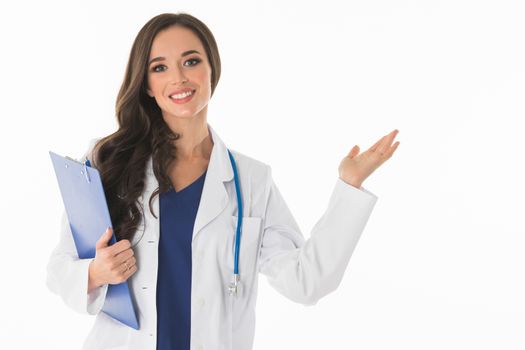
top-left (169, 90), bottom-right (195, 104)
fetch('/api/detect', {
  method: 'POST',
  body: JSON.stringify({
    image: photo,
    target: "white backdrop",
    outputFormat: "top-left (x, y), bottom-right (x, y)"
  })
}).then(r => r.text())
top-left (1, 0), bottom-right (524, 349)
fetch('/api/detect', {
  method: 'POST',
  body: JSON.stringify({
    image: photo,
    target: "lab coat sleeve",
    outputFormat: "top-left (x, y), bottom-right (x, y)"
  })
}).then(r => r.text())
top-left (258, 165), bottom-right (378, 306)
top-left (46, 211), bottom-right (109, 315)
top-left (45, 137), bottom-right (109, 315)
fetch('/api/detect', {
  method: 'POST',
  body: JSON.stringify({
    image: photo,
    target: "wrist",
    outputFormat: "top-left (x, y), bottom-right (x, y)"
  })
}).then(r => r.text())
top-left (339, 176), bottom-right (362, 189)
top-left (88, 259), bottom-right (102, 293)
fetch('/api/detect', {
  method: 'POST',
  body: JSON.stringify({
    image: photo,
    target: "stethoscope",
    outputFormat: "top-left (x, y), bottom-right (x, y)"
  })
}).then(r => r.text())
top-left (227, 149), bottom-right (243, 297)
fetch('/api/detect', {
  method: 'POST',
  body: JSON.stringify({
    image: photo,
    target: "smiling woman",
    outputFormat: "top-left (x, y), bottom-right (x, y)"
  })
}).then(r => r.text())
top-left (91, 13), bottom-right (222, 244)
top-left (46, 10), bottom-right (399, 350)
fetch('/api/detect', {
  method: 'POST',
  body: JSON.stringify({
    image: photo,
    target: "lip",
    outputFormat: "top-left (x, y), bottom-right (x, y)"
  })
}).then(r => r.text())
top-left (168, 88), bottom-right (195, 97)
top-left (169, 89), bottom-right (195, 104)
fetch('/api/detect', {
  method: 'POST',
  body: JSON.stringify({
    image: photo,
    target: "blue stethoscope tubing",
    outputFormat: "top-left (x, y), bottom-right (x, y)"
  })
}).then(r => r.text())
top-left (227, 149), bottom-right (243, 296)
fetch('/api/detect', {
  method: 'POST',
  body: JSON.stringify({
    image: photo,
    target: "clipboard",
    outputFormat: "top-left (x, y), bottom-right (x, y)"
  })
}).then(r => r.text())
top-left (49, 150), bottom-right (139, 330)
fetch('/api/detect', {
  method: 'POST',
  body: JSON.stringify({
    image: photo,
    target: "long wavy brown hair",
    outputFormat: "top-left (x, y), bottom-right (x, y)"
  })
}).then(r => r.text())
top-left (89, 13), bottom-right (221, 243)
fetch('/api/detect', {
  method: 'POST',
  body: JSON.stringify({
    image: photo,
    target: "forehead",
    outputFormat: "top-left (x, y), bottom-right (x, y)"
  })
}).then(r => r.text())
top-left (149, 25), bottom-right (204, 58)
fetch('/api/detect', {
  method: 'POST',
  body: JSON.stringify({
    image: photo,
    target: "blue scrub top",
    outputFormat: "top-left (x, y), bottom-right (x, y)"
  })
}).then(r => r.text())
top-left (156, 170), bottom-right (207, 350)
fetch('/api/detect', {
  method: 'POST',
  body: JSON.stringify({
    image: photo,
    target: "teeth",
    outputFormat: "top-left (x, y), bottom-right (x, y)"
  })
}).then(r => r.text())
top-left (170, 90), bottom-right (194, 99)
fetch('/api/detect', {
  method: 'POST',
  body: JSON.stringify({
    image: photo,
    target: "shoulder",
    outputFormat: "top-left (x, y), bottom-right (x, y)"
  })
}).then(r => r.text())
top-left (226, 149), bottom-right (274, 216)
top-left (227, 148), bottom-right (271, 178)
top-left (227, 149), bottom-right (274, 198)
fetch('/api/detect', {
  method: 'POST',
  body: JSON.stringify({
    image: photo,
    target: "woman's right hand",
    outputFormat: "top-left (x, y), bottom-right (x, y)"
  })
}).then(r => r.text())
top-left (88, 227), bottom-right (137, 293)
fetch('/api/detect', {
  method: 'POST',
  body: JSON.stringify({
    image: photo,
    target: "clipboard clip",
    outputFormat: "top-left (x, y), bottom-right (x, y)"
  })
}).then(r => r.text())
top-left (82, 157), bottom-right (91, 183)
top-left (66, 155), bottom-right (91, 183)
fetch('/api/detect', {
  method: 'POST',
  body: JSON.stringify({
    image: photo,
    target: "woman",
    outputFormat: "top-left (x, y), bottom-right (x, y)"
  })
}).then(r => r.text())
top-left (46, 12), bottom-right (400, 350)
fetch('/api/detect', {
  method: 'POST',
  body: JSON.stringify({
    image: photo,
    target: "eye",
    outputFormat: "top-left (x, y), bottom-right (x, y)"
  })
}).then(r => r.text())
top-left (152, 64), bottom-right (166, 73)
top-left (151, 58), bottom-right (201, 73)
top-left (184, 58), bottom-right (201, 66)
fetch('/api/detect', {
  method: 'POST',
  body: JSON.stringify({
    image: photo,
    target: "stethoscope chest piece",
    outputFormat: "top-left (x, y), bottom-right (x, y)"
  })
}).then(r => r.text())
top-left (228, 273), bottom-right (241, 297)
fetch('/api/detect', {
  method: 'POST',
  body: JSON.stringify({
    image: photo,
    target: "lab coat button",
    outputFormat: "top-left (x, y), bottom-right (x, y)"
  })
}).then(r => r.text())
top-left (198, 297), bottom-right (205, 307)
top-left (196, 345), bottom-right (203, 350)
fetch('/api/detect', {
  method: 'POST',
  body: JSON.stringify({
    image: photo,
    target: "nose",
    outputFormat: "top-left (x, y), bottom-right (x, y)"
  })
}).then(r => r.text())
top-left (170, 63), bottom-right (188, 85)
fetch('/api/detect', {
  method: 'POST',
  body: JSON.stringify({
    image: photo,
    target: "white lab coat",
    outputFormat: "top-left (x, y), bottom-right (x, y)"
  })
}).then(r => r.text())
top-left (46, 123), bottom-right (378, 350)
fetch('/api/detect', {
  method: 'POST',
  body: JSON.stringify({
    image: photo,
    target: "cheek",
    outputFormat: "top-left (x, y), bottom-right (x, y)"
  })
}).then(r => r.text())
top-left (197, 72), bottom-right (212, 94)
top-left (147, 74), bottom-right (164, 94)
top-left (196, 66), bottom-right (212, 85)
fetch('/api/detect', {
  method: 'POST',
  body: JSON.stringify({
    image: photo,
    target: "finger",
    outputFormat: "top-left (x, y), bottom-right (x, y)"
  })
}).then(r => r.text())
top-left (119, 256), bottom-right (136, 273)
top-left (114, 248), bottom-right (134, 265)
top-left (120, 255), bottom-right (136, 270)
top-left (369, 129), bottom-right (397, 152)
top-left (95, 228), bottom-right (113, 250)
top-left (347, 145), bottom-right (360, 159)
top-left (377, 129), bottom-right (399, 155)
top-left (385, 141), bottom-right (400, 158)
top-left (115, 262), bottom-right (132, 282)
top-left (120, 261), bottom-right (129, 275)
top-left (107, 239), bottom-right (132, 257)
top-left (368, 135), bottom-right (386, 153)
top-left (122, 264), bottom-right (138, 281)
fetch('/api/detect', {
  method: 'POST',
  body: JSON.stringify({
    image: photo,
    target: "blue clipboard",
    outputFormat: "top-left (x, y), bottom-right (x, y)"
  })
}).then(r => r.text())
top-left (49, 150), bottom-right (139, 330)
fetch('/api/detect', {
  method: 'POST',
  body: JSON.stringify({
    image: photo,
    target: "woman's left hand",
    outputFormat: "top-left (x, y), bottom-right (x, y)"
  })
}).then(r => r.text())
top-left (338, 129), bottom-right (400, 188)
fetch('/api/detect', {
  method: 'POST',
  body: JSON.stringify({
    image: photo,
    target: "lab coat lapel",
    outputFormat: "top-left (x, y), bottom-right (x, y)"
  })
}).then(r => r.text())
top-left (141, 124), bottom-right (234, 244)
top-left (192, 124), bottom-right (234, 242)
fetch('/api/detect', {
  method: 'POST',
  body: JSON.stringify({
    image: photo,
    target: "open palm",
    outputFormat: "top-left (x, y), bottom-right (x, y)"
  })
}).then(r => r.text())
top-left (338, 129), bottom-right (400, 188)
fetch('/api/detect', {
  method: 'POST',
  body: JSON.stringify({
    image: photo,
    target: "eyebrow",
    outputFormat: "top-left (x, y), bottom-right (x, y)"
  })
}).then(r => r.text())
top-left (148, 50), bottom-right (201, 66)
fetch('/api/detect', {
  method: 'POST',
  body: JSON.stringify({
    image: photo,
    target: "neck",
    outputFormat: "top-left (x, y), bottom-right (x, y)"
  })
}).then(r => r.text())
top-left (163, 110), bottom-right (213, 161)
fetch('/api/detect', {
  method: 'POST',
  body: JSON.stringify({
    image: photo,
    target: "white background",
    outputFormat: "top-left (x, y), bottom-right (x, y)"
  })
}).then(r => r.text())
top-left (1, 0), bottom-right (524, 349)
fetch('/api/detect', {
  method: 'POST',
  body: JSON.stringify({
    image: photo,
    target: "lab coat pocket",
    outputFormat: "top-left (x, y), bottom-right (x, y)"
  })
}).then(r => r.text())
top-left (230, 215), bottom-right (262, 278)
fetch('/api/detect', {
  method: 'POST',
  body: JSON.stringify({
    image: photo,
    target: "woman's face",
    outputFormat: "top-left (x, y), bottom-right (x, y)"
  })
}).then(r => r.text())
top-left (146, 25), bottom-right (212, 122)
